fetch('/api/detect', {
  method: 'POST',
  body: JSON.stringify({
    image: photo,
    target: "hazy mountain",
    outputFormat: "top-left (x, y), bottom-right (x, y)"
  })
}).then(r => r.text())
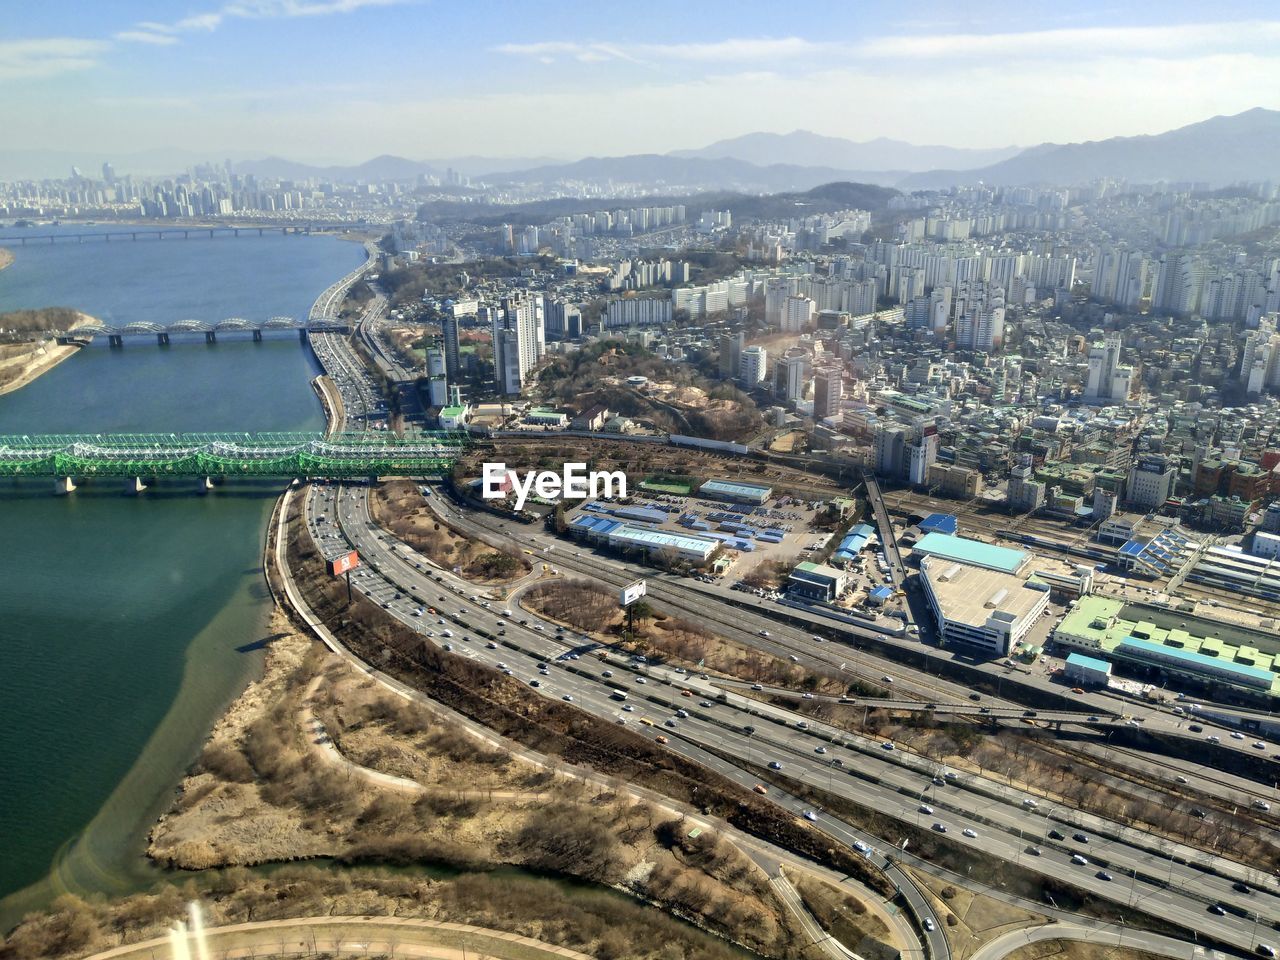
top-left (489, 154), bottom-right (904, 192)
top-left (232, 154), bottom-right (439, 181)
top-left (673, 130), bottom-right (1020, 173)
top-left (898, 108), bottom-right (1280, 189)
top-left (418, 180), bottom-right (899, 226)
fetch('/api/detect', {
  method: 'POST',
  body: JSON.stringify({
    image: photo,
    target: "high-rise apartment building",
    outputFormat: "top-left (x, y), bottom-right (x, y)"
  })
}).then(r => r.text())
top-left (492, 294), bottom-right (545, 395)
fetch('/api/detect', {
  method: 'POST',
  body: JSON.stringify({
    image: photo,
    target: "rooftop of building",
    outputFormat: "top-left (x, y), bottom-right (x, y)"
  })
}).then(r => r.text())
top-left (1056, 595), bottom-right (1280, 690)
top-left (921, 556), bottom-right (1048, 629)
top-left (699, 478), bottom-right (773, 496)
top-left (912, 532), bottom-right (1029, 575)
top-left (1065, 651), bottom-right (1112, 673)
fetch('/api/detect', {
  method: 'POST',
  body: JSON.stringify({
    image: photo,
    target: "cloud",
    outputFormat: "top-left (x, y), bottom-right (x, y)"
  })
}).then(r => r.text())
top-left (860, 21), bottom-right (1280, 60)
top-left (127, 0), bottom-right (405, 39)
top-left (495, 36), bottom-right (825, 65)
top-left (114, 30), bottom-right (180, 45)
top-left (0, 38), bottom-right (108, 80)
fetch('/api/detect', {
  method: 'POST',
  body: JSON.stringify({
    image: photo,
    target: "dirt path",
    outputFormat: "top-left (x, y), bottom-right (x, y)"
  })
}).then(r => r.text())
top-left (83, 915), bottom-right (596, 960)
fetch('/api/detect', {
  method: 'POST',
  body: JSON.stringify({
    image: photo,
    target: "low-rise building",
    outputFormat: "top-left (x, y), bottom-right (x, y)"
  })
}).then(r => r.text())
top-left (698, 478), bottom-right (773, 505)
top-left (787, 561), bottom-right (849, 602)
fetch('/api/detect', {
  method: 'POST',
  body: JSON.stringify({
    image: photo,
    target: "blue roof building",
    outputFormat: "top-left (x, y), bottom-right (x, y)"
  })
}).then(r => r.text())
top-left (912, 532), bottom-right (1029, 575)
top-left (918, 513), bottom-right (959, 536)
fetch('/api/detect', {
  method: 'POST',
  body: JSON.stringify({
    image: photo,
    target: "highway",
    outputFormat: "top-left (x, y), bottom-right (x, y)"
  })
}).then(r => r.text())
top-left (302, 482), bottom-right (1280, 955)
top-left (430, 493), bottom-right (1280, 777)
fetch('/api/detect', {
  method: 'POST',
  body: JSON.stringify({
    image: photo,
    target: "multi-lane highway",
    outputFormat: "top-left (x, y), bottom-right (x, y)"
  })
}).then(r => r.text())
top-left (298, 481), bottom-right (1280, 955)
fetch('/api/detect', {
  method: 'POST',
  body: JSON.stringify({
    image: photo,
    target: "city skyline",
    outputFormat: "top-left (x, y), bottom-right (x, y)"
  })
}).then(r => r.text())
top-left (4, 1), bottom-right (1280, 167)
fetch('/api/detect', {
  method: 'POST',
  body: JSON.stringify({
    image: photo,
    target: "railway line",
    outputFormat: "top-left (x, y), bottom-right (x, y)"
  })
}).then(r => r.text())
top-left (302, 481), bottom-right (1280, 954)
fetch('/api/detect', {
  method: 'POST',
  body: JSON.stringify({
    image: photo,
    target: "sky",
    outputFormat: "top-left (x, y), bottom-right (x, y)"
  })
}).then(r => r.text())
top-left (3, 0), bottom-right (1280, 170)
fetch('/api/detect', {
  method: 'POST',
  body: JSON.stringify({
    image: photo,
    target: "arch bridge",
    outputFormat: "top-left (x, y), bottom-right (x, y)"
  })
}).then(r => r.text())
top-left (56, 316), bottom-right (350, 346)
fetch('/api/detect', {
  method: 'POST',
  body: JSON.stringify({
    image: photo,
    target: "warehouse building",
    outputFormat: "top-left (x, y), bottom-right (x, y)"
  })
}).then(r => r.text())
top-left (920, 555), bottom-right (1050, 656)
top-left (698, 478), bottom-right (773, 506)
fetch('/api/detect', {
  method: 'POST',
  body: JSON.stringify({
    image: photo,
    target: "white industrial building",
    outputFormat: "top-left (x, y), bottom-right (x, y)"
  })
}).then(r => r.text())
top-left (919, 555), bottom-right (1050, 656)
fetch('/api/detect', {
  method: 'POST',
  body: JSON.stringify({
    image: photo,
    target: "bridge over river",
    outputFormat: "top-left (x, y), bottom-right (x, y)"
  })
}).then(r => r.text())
top-left (55, 316), bottom-right (350, 346)
top-left (0, 432), bottom-right (467, 493)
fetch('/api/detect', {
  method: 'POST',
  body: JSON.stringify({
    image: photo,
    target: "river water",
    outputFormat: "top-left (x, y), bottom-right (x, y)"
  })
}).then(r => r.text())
top-left (0, 227), bottom-right (364, 927)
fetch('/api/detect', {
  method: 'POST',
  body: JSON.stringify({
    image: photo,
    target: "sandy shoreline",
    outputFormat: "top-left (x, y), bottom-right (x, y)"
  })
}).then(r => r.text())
top-left (0, 247), bottom-right (13, 272)
top-left (0, 310), bottom-right (93, 397)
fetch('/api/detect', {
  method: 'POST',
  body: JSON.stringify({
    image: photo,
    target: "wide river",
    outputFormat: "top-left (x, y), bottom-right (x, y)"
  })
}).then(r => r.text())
top-left (0, 226), bottom-right (365, 928)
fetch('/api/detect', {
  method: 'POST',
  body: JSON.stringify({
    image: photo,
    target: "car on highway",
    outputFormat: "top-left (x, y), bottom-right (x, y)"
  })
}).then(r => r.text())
top-left (814, 746), bottom-right (827, 754)
top-left (751, 683), bottom-right (763, 691)
top-left (655, 735), bottom-right (669, 744)
top-left (1207, 734), bottom-right (1221, 743)
top-left (932, 822), bottom-right (947, 833)
top-left (1048, 829), bottom-right (1065, 840)
top-left (635, 677), bottom-right (647, 684)
top-left (699, 700), bottom-right (713, 708)
top-left (881, 742), bottom-right (895, 751)
top-left (1254, 799), bottom-right (1271, 811)
top-left (962, 828), bottom-right (977, 838)
top-left (622, 704), bottom-right (635, 712)
top-left (1073, 833), bottom-right (1089, 843)
top-left (1232, 731), bottom-right (1245, 740)
top-left (1071, 854), bottom-right (1089, 865)
top-left (919, 804), bottom-right (934, 814)
top-left (602, 670), bottom-right (613, 678)
top-left (1208, 904), bottom-right (1226, 916)
top-left (1025, 845), bottom-right (1042, 856)
top-left (853, 840), bottom-right (870, 853)
top-left (1257, 946), bottom-right (1276, 959)
top-left (768, 761), bottom-right (784, 770)
top-left (802, 810), bottom-right (818, 822)
top-left (1234, 881), bottom-right (1252, 894)
top-left (1254, 741), bottom-right (1268, 751)
top-left (923, 918), bottom-right (935, 932)
top-left (562, 694), bottom-right (573, 702)
top-left (753, 784), bottom-right (768, 795)
top-left (1096, 871), bottom-right (1112, 882)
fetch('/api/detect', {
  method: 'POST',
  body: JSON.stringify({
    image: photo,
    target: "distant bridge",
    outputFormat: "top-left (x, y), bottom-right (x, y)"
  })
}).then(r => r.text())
top-left (56, 316), bottom-right (350, 346)
top-left (0, 432), bottom-right (467, 490)
top-left (2, 224), bottom-right (356, 245)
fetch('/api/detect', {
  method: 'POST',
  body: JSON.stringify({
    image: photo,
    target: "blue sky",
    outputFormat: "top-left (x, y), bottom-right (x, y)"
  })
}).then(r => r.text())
top-left (4, 0), bottom-right (1280, 165)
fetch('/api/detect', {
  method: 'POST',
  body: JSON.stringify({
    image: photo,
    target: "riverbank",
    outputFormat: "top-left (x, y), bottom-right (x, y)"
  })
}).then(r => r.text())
top-left (0, 247), bottom-right (13, 271)
top-left (0, 341), bottom-right (80, 396)
top-left (0, 308), bottom-right (95, 396)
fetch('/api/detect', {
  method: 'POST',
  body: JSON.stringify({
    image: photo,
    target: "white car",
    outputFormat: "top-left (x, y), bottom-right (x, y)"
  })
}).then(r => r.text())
top-left (962, 828), bottom-right (977, 838)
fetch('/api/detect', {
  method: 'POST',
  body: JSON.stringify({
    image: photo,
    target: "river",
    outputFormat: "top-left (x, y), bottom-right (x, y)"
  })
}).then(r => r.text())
top-left (0, 226), bottom-right (365, 928)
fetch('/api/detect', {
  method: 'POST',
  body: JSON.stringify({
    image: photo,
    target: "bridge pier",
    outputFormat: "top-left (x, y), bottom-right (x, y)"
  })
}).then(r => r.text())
top-left (53, 476), bottom-right (77, 495)
top-left (257, 228), bottom-right (264, 236)
top-left (157, 332), bottom-right (170, 346)
top-left (252, 329), bottom-right (263, 342)
top-left (196, 476), bottom-right (215, 494)
top-left (131, 233), bottom-right (138, 241)
top-left (299, 329), bottom-right (308, 343)
top-left (125, 476), bottom-right (148, 495)
top-left (205, 331), bottom-right (217, 344)
top-left (108, 334), bottom-right (124, 349)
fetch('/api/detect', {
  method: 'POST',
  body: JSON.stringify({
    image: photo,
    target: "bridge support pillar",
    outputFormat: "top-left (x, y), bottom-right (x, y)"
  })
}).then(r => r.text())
top-left (299, 328), bottom-right (308, 343)
top-left (108, 334), bottom-right (123, 348)
top-left (205, 331), bottom-right (217, 344)
top-left (252, 329), bottom-right (262, 342)
top-left (196, 476), bottom-right (215, 494)
top-left (157, 332), bottom-right (169, 346)
top-left (125, 476), bottom-right (148, 495)
top-left (53, 476), bottom-right (77, 495)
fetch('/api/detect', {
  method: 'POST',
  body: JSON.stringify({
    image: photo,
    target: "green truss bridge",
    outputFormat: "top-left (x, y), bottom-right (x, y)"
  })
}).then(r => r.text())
top-left (0, 432), bottom-right (468, 493)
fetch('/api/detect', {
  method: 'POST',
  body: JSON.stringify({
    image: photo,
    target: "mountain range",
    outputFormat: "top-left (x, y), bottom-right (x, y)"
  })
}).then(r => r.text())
top-left (897, 108), bottom-right (1280, 189)
top-left (3, 108), bottom-right (1276, 191)
top-left (671, 130), bottom-right (1019, 172)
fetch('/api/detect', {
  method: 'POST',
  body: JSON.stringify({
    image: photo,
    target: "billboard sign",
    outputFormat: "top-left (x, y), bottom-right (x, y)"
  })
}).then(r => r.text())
top-left (620, 579), bottom-right (647, 607)
top-left (328, 550), bottom-right (360, 576)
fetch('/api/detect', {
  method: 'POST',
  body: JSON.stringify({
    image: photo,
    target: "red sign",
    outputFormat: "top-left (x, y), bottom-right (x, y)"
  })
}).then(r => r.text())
top-left (328, 551), bottom-right (360, 576)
